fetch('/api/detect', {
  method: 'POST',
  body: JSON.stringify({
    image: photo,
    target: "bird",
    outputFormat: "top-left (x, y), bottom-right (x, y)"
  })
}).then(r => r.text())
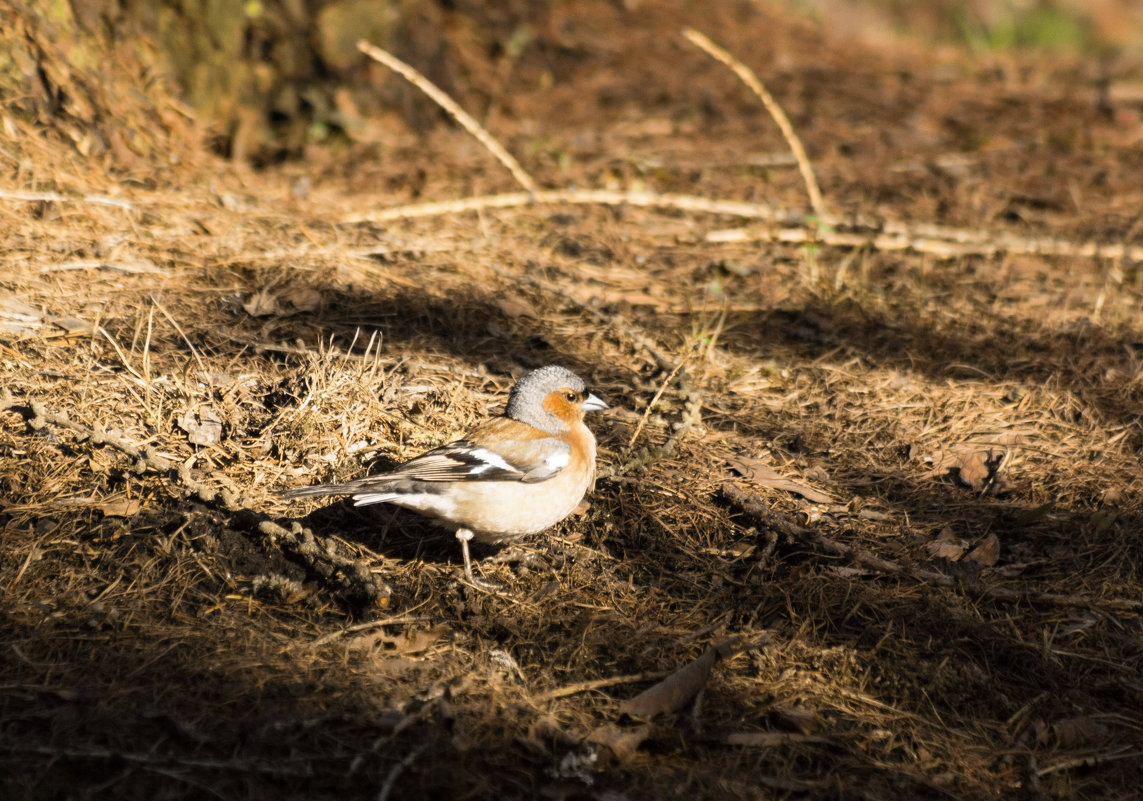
top-left (282, 365), bottom-right (608, 587)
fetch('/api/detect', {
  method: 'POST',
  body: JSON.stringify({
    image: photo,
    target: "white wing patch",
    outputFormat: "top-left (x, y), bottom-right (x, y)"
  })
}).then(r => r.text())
top-left (466, 447), bottom-right (517, 475)
top-left (355, 491), bottom-right (457, 517)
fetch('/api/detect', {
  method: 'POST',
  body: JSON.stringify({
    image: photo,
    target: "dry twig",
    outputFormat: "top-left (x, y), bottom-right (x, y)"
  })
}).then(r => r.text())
top-left (682, 28), bottom-right (826, 217)
top-left (345, 187), bottom-right (1143, 263)
top-left (356, 40), bottom-right (537, 192)
top-left (533, 671), bottom-right (671, 703)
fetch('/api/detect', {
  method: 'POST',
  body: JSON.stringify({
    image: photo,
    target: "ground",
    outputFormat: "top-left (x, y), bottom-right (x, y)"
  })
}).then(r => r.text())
top-left (2, 1), bottom-right (1143, 799)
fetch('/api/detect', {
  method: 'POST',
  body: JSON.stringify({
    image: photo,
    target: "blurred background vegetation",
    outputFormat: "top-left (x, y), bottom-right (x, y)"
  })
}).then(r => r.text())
top-left (2, 0), bottom-right (1141, 171)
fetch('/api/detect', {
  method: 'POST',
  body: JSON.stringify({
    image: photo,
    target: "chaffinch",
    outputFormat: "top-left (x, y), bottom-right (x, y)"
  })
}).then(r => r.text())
top-left (282, 365), bottom-right (608, 586)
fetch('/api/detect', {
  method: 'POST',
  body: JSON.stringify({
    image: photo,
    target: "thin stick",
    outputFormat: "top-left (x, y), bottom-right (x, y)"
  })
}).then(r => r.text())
top-left (344, 188), bottom-right (1143, 263)
top-left (98, 327), bottom-right (147, 383)
top-left (533, 671), bottom-right (669, 703)
top-left (302, 611), bottom-right (432, 649)
top-left (376, 744), bottom-right (429, 801)
top-left (356, 40), bottom-right (537, 193)
top-left (627, 355), bottom-right (690, 449)
top-left (682, 28), bottom-right (825, 218)
top-left (0, 190), bottom-right (134, 210)
top-left (150, 296), bottom-right (207, 374)
top-left (344, 188), bottom-right (794, 225)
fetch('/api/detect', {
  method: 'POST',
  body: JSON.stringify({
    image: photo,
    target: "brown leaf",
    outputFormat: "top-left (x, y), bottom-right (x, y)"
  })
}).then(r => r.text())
top-left (773, 705), bottom-right (822, 735)
top-left (925, 527), bottom-right (969, 560)
top-left (965, 533), bottom-right (1000, 567)
top-left (177, 406), bottom-right (223, 446)
top-left (242, 288), bottom-right (280, 317)
top-left (927, 449), bottom-right (990, 490)
top-left (727, 456), bottom-right (834, 504)
top-left (280, 286), bottom-right (321, 312)
top-left (97, 498), bottom-right (142, 517)
top-left (586, 722), bottom-right (652, 763)
top-left (1052, 716), bottom-right (1108, 747)
top-left (495, 294), bottom-right (537, 319)
top-left (620, 647), bottom-right (721, 718)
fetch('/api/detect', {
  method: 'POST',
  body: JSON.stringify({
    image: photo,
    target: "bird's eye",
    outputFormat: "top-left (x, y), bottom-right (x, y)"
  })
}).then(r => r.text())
top-left (564, 391), bottom-right (578, 402)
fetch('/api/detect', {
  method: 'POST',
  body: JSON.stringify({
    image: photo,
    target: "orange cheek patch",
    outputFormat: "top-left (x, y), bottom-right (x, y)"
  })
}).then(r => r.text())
top-left (542, 393), bottom-right (579, 423)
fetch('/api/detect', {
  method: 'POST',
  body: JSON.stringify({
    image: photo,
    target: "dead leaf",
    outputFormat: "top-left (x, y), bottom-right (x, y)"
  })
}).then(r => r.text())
top-left (926, 448), bottom-right (1007, 492)
top-left (925, 527), bottom-right (969, 560)
top-left (727, 456), bottom-right (834, 504)
top-left (586, 722), bottom-right (652, 763)
top-left (619, 639), bottom-right (740, 717)
top-left (965, 532), bottom-right (1000, 567)
top-left (495, 295), bottom-right (536, 319)
top-left (176, 406), bottom-right (223, 446)
top-left (1052, 716), bottom-right (1108, 747)
top-left (620, 649), bottom-right (716, 717)
top-left (280, 286), bottom-right (321, 312)
top-left (773, 705), bottom-right (822, 735)
top-left (97, 498), bottom-right (142, 517)
top-left (242, 288), bottom-right (280, 317)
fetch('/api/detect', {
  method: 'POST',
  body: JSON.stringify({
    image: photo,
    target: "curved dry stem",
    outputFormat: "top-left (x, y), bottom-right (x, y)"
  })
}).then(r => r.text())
top-left (682, 27), bottom-right (826, 218)
top-left (357, 40), bottom-right (537, 193)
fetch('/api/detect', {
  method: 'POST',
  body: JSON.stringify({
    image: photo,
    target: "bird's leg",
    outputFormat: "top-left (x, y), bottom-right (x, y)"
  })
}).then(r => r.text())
top-left (455, 528), bottom-right (507, 592)
top-left (455, 528), bottom-right (477, 583)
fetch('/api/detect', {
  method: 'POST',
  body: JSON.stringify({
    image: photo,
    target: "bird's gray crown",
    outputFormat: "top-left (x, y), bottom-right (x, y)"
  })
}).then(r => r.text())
top-left (505, 365), bottom-right (587, 433)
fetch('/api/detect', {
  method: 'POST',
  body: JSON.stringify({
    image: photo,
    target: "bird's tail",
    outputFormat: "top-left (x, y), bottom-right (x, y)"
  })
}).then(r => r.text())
top-left (281, 481), bottom-right (368, 499)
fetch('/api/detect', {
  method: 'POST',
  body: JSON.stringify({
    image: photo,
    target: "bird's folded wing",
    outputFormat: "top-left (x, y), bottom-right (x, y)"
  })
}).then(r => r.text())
top-left (390, 437), bottom-right (571, 484)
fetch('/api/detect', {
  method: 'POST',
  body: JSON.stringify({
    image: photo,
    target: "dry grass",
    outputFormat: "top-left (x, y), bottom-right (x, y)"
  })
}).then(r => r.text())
top-left (3, 1), bottom-right (1143, 799)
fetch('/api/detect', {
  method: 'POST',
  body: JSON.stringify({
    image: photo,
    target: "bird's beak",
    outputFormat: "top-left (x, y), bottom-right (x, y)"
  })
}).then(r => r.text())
top-left (582, 393), bottom-right (608, 412)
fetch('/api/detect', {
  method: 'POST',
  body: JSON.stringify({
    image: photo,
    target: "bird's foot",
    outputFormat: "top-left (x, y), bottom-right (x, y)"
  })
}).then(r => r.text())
top-left (456, 529), bottom-right (509, 593)
top-left (483, 544), bottom-right (550, 575)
